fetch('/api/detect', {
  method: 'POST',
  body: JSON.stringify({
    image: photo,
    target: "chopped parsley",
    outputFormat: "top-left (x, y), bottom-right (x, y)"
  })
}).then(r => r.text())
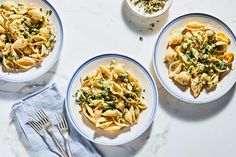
top-left (79, 94), bottom-right (84, 101)
top-left (100, 89), bottom-right (109, 95)
top-left (86, 98), bottom-right (92, 104)
top-left (93, 95), bottom-right (102, 100)
top-left (118, 74), bottom-right (128, 83)
top-left (124, 102), bottom-right (130, 108)
top-left (10, 54), bottom-right (18, 61)
top-left (75, 91), bottom-right (79, 97)
top-left (83, 76), bottom-right (89, 81)
top-left (215, 60), bottom-right (227, 70)
top-left (123, 93), bottom-right (136, 100)
top-left (108, 102), bottom-right (117, 109)
top-left (46, 10), bottom-right (52, 16)
top-left (185, 50), bottom-right (194, 60)
top-left (99, 121), bottom-right (106, 124)
top-left (139, 36), bottom-right (143, 42)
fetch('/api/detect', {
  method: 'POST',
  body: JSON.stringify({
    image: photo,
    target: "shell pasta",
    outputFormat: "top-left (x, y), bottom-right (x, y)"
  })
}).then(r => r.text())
top-left (75, 60), bottom-right (147, 133)
top-left (165, 22), bottom-right (234, 97)
top-left (0, 0), bottom-right (56, 70)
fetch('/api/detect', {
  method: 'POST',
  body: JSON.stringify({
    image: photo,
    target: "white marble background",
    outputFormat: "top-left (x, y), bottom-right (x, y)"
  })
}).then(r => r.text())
top-left (0, 0), bottom-right (236, 157)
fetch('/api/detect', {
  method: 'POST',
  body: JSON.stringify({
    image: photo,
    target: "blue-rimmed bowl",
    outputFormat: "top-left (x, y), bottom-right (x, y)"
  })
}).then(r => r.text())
top-left (66, 53), bottom-right (158, 145)
top-left (153, 13), bottom-right (236, 103)
top-left (0, 0), bottom-right (63, 82)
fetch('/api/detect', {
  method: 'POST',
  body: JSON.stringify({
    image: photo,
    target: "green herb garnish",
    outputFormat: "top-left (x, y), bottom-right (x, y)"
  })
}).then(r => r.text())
top-left (139, 36), bottom-right (143, 42)
top-left (118, 74), bottom-right (128, 83)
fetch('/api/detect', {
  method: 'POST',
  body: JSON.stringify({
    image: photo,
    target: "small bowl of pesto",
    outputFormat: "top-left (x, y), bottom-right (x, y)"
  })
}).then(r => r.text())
top-left (126, 0), bottom-right (173, 18)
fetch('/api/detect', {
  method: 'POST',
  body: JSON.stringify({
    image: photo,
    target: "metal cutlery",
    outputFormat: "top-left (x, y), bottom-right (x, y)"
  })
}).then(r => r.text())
top-left (27, 117), bottom-right (47, 137)
top-left (56, 113), bottom-right (73, 157)
top-left (26, 117), bottom-right (67, 157)
top-left (33, 109), bottom-right (69, 157)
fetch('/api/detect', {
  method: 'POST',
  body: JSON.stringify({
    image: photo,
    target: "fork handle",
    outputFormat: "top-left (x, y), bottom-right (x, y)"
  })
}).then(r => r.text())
top-left (65, 141), bottom-right (73, 157)
top-left (47, 131), bottom-right (69, 157)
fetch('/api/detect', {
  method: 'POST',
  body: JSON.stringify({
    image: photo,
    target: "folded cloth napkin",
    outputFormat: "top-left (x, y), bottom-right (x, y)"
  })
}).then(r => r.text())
top-left (11, 83), bottom-right (101, 157)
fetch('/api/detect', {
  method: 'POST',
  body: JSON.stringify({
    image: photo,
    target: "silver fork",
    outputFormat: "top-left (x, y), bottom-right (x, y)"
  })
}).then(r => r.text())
top-left (27, 118), bottom-right (46, 136)
top-left (26, 118), bottom-right (65, 157)
top-left (56, 113), bottom-right (73, 157)
top-left (35, 109), bottom-right (69, 157)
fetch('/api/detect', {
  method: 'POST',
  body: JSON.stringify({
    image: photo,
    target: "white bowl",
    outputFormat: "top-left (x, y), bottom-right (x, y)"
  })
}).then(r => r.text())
top-left (0, 0), bottom-right (63, 82)
top-left (66, 53), bottom-right (158, 145)
top-left (125, 0), bottom-right (173, 18)
top-left (153, 13), bottom-right (236, 104)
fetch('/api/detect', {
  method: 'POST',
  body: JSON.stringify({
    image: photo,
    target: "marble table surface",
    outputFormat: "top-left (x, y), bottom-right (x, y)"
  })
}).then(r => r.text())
top-left (0, 0), bottom-right (236, 157)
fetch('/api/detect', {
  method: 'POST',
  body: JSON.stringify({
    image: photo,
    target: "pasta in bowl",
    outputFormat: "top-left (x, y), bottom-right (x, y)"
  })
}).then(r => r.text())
top-left (165, 22), bottom-right (234, 97)
top-left (66, 54), bottom-right (158, 145)
top-left (153, 13), bottom-right (236, 103)
top-left (0, 0), bottom-right (63, 82)
top-left (75, 60), bottom-right (147, 133)
top-left (0, 0), bottom-right (56, 70)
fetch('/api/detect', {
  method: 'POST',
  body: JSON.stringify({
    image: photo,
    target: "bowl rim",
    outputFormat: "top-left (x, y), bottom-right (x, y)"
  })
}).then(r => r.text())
top-left (125, 0), bottom-right (173, 18)
top-left (0, 0), bottom-right (64, 82)
top-left (65, 53), bottom-right (158, 145)
top-left (153, 12), bottom-right (236, 104)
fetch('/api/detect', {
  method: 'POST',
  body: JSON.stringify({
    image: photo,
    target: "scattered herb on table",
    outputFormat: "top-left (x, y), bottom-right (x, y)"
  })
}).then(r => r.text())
top-left (139, 36), bottom-right (143, 41)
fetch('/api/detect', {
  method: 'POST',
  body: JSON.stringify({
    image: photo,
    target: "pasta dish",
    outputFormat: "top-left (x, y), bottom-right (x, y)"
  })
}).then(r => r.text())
top-left (165, 22), bottom-right (234, 97)
top-left (75, 60), bottom-right (147, 133)
top-left (0, 0), bottom-right (56, 71)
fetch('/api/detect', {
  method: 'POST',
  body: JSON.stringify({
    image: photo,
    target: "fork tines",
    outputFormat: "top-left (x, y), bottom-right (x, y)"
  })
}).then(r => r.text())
top-left (27, 118), bottom-right (44, 135)
top-left (35, 109), bottom-right (50, 122)
top-left (56, 113), bottom-right (68, 129)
